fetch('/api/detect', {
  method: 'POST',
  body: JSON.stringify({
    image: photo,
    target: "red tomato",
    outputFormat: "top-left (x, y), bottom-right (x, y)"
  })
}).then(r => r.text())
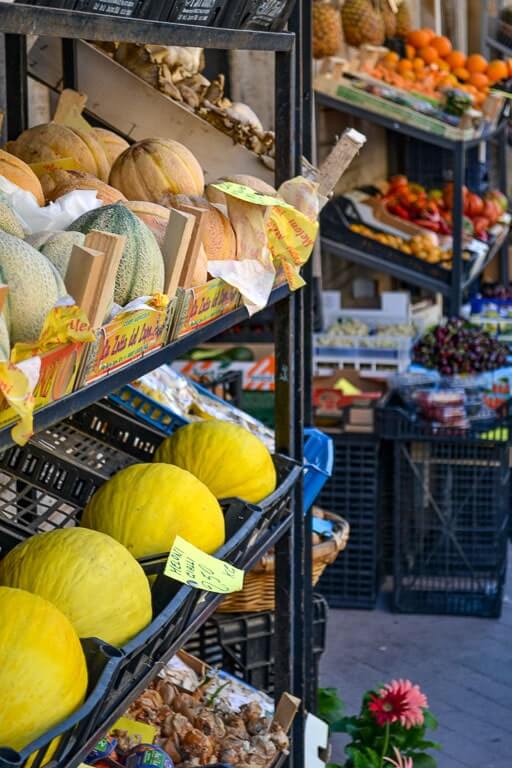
top-left (482, 200), bottom-right (500, 224)
top-left (443, 182), bottom-right (469, 210)
top-left (472, 215), bottom-right (490, 236)
top-left (464, 192), bottom-right (484, 218)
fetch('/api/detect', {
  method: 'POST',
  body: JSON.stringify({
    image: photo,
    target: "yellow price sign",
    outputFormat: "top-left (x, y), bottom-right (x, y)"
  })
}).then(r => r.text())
top-left (110, 716), bottom-right (157, 743)
top-left (164, 536), bottom-right (244, 593)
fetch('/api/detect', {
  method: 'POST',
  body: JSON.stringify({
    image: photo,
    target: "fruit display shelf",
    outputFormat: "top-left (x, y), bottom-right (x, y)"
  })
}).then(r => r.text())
top-left (0, 2), bottom-right (294, 50)
top-left (315, 82), bottom-right (508, 150)
top-left (0, 285), bottom-right (289, 453)
top-left (320, 196), bottom-right (510, 306)
top-left (0, 395), bottom-right (301, 768)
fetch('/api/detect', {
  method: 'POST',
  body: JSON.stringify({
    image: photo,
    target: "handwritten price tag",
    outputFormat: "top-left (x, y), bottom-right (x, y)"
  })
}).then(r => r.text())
top-left (164, 536), bottom-right (244, 593)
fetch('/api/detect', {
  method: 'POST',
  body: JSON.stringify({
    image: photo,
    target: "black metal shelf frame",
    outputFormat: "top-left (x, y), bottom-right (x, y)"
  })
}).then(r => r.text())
top-left (316, 88), bottom-right (510, 315)
top-left (0, 4), bottom-right (312, 767)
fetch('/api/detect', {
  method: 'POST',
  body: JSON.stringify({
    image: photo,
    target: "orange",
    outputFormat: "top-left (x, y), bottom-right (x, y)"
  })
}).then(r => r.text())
top-left (419, 46), bottom-right (439, 65)
top-left (440, 74), bottom-right (458, 88)
top-left (431, 35), bottom-right (453, 58)
top-left (397, 59), bottom-right (413, 75)
top-left (446, 50), bottom-right (466, 70)
top-left (469, 72), bottom-right (489, 89)
top-left (422, 28), bottom-right (436, 43)
top-left (383, 51), bottom-right (399, 68)
top-left (412, 57), bottom-right (425, 71)
top-left (453, 67), bottom-right (470, 82)
top-left (437, 59), bottom-right (450, 71)
top-left (405, 44), bottom-right (415, 60)
top-left (486, 59), bottom-right (508, 83)
top-left (403, 71), bottom-right (416, 82)
top-left (466, 53), bottom-right (488, 74)
top-left (407, 29), bottom-right (431, 49)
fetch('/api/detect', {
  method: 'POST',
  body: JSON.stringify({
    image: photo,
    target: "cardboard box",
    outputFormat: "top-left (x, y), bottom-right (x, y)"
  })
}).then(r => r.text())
top-left (173, 279), bottom-right (242, 339)
top-left (0, 342), bottom-right (82, 429)
top-left (174, 343), bottom-right (276, 391)
top-left (78, 300), bottom-right (175, 387)
top-left (313, 370), bottom-right (386, 432)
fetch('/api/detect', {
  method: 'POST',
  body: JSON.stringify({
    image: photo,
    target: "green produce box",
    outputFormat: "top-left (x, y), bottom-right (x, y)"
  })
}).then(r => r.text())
top-left (240, 391), bottom-right (275, 428)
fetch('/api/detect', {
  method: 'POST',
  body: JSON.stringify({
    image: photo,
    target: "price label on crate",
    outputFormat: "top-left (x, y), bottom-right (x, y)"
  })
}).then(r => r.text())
top-left (164, 536), bottom-right (244, 593)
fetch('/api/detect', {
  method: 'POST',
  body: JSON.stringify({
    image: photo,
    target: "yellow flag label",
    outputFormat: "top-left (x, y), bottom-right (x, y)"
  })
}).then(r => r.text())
top-left (164, 536), bottom-right (244, 594)
top-left (29, 157), bottom-right (79, 177)
top-left (111, 716), bottom-right (157, 743)
top-left (11, 304), bottom-right (95, 364)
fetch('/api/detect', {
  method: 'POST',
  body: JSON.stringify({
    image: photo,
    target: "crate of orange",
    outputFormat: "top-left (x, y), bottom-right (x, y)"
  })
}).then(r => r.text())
top-left (370, 27), bottom-right (511, 111)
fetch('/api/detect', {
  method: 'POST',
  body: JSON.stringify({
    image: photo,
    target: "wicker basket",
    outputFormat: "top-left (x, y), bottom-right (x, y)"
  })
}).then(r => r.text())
top-left (217, 509), bottom-right (349, 613)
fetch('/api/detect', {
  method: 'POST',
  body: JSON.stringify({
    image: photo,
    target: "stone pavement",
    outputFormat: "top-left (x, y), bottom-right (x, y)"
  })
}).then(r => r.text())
top-left (319, 558), bottom-right (512, 768)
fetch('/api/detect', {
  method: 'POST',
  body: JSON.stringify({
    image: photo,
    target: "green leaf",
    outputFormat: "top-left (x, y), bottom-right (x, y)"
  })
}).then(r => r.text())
top-left (416, 740), bottom-right (442, 751)
top-left (317, 688), bottom-right (345, 727)
top-left (423, 711), bottom-right (439, 731)
top-left (411, 754), bottom-right (438, 768)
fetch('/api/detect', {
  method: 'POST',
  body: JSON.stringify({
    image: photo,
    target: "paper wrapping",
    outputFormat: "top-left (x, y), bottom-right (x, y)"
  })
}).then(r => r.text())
top-left (207, 181), bottom-right (319, 311)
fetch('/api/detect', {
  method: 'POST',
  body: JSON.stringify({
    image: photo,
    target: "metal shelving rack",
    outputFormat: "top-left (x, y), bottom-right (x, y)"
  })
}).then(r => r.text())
top-left (315, 86), bottom-right (510, 316)
top-left (0, 4), bottom-right (312, 767)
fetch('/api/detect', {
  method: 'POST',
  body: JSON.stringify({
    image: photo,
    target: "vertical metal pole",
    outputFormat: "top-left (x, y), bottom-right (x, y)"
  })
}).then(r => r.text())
top-left (62, 39), bottom-right (78, 91)
top-left (5, 34), bottom-right (27, 140)
top-left (290, 0), bottom-right (316, 717)
top-left (450, 143), bottom-right (465, 315)
top-left (274, 41), bottom-right (307, 768)
top-left (497, 123), bottom-right (509, 285)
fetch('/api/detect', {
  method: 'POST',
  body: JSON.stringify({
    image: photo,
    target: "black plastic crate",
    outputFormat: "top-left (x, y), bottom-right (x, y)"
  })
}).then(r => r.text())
top-left (186, 594), bottom-right (328, 694)
top-left (164, 0), bottom-right (230, 24)
top-left (315, 432), bottom-right (382, 609)
top-left (377, 400), bottom-right (510, 618)
top-left (398, 136), bottom-right (491, 194)
top-left (222, 0), bottom-right (296, 31)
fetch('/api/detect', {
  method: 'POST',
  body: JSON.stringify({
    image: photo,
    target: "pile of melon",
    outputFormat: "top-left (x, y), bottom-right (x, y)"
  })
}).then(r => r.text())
top-left (0, 121), bottom-right (280, 355)
top-left (0, 419), bottom-right (276, 758)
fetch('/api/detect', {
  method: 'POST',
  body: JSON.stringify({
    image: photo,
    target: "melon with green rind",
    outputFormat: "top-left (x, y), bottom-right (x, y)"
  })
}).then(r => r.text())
top-left (0, 231), bottom-right (67, 343)
top-left (68, 203), bottom-right (164, 305)
top-left (0, 200), bottom-right (25, 239)
top-left (0, 314), bottom-right (10, 360)
top-left (39, 231), bottom-right (86, 278)
top-left (0, 527), bottom-right (152, 647)
top-left (0, 585), bottom-right (88, 753)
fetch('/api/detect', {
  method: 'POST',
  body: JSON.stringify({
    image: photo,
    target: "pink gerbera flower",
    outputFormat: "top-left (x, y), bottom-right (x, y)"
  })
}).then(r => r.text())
top-left (368, 679), bottom-right (428, 729)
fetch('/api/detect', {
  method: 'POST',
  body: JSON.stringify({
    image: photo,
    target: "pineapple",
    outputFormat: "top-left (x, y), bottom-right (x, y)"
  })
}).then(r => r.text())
top-left (395, 0), bottom-right (412, 38)
top-left (313, 1), bottom-right (343, 59)
top-left (380, 0), bottom-right (397, 38)
top-left (342, 0), bottom-right (385, 47)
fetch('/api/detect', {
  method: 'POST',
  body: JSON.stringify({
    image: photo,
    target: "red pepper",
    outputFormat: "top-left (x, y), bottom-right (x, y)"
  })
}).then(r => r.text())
top-left (414, 219), bottom-right (441, 233)
top-left (388, 203), bottom-right (411, 220)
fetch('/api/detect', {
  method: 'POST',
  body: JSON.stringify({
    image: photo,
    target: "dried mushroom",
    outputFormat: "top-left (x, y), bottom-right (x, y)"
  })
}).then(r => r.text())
top-left (97, 42), bottom-right (275, 162)
top-left (121, 663), bottom-right (289, 768)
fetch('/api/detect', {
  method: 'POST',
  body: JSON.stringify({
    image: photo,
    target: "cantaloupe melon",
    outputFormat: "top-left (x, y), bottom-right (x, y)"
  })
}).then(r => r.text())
top-left (93, 128), bottom-right (130, 168)
top-left (0, 231), bottom-right (67, 343)
top-left (38, 231), bottom-right (86, 278)
top-left (43, 170), bottom-right (126, 205)
top-left (109, 138), bottom-right (204, 202)
top-left (0, 199), bottom-right (25, 239)
top-left (123, 201), bottom-right (170, 249)
top-left (0, 586), bottom-right (87, 753)
top-left (0, 149), bottom-right (44, 205)
top-left (68, 203), bottom-right (164, 305)
top-left (160, 193), bottom-right (237, 261)
top-left (0, 314), bottom-right (10, 360)
top-left (6, 123), bottom-right (110, 182)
